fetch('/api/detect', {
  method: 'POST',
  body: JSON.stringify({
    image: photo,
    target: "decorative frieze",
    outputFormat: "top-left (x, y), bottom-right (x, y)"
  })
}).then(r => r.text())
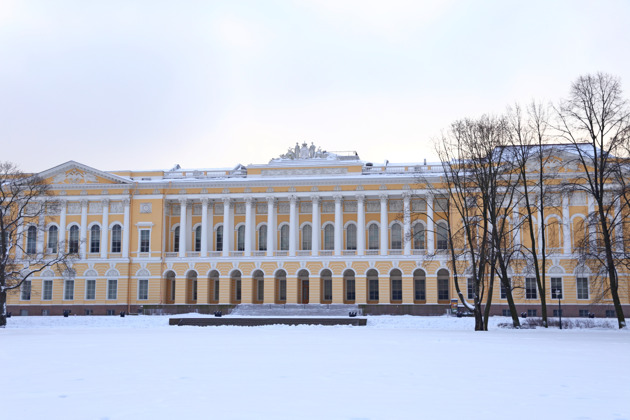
top-left (366, 200), bottom-right (380, 213)
top-left (192, 204), bottom-right (201, 215)
top-left (110, 202), bottom-right (124, 214)
top-left (89, 202), bottom-right (103, 214)
top-left (140, 203), bottom-right (153, 214)
top-left (278, 202), bottom-right (290, 214)
top-left (322, 201), bottom-right (335, 213)
top-left (300, 201), bottom-right (312, 213)
top-left (235, 203), bottom-right (246, 215)
top-left (343, 201), bottom-right (357, 212)
top-left (412, 199), bottom-right (427, 212)
top-left (67, 202), bottom-right (81, 214)
top-left (257, 203), bottom-right (268, 214)
top-left (389, 200), bottom-right (403, 212)
top-left (214, 203), bottom-right (224, 215)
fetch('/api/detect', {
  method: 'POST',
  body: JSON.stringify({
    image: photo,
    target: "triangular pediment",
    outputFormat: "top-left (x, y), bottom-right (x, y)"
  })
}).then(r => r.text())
top-left (38, 161), bottom-right (132, 186)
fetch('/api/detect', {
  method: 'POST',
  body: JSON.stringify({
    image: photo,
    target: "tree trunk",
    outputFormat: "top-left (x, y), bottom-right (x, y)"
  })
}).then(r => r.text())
top-left (0, 289), bottom-right (7, 328)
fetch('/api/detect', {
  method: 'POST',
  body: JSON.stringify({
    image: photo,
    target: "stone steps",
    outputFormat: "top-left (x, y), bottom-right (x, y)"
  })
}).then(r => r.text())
top-left (229, 304), bottom-right (361, 317)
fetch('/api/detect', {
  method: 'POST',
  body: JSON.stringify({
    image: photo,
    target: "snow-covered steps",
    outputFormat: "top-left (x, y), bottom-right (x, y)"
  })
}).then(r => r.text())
top-left (169, 317), bottom-right (367, 327)
top-left (229, 304), bottom-right (361, 317)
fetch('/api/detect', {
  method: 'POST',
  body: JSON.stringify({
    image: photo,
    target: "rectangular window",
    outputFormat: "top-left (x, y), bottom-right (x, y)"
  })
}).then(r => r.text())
top-left (106, 309), bottom-right (116, 316)
top-left (579, 309), bottom-right (590, 317)
top-left (576, 277), bottom-right (589, 300)
top-left (140, 229), bottom-right (150, 253)
top-left (64, 279), bottom-right (74, 300)
top-left (85, 279), bottom-right (96, 300)
top-left (107, 279), bottom-right (117, 300)
top-left (21, 280), bottom-right (31, 300)
top-left (527, 309), bottom-right (537, 317)
top-left (502, 309), bottom-right (510, 316)
top-left (257, 279), bottom-right (264, 302)
top-left (138, 279), bottom-right (149, 300)
top-left (43, 280), bottom-right (53, 300)
top-left (500, 278), bottom-right (511, 299)
top-left (605, 310), bottom-right (615, 318)
top-left (170, 279), bottom-right (176, 301)
top-left (525, 277), bottom-right (537, 299)
top-left (391, 278), bottom-right (402, 301)
top-left (216, 227), bottom-right (223, 252)
top-left (346, 279), bottom-right (356, 301)
top-left (90, 232), bottom-right (100, 253)
top-left (192, 280), bottom-right (198, 301)
top-left (553, 309), bottom-right (563, 317)
top-left (414, 277), bottom-right (425, 301)
top-left (551, 277), bottom-right (563, 299)
top-left (213, 279), bottom-right (220, 301)
top-left (84, 309), bottom-right (93, 315)
top-left (438, 277), bottom-right (449, 300)
top-left (48, 228), bottom-right (58, 253)
top-left (467, 278), bottom-right (474, 300)
top-left (111, 227), bottom-right (122, 253)
top-left (235, 280), bottom-right (241, 302)
top-left (278, 279), bottom-right (287, 301)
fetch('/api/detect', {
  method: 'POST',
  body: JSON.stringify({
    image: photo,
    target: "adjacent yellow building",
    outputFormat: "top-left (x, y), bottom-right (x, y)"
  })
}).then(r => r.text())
top-left (7, 143), bottom-right (630, 317)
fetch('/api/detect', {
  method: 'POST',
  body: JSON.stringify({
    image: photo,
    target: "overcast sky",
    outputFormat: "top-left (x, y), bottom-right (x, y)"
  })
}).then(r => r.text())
top-left (1, 0), bottom-right (629, 173)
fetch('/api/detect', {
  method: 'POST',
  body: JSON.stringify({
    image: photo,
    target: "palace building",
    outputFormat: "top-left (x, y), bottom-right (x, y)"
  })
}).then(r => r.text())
top-left (7, 143), bottom-right (630, 317)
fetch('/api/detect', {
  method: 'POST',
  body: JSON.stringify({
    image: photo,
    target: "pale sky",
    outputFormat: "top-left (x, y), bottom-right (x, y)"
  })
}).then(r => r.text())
top-left (1, 0), bottom-right (629, 173)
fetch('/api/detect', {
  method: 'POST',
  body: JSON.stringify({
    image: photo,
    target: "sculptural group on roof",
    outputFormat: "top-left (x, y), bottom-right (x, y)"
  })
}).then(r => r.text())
top-left (277, 142), bottom-right (330, 160)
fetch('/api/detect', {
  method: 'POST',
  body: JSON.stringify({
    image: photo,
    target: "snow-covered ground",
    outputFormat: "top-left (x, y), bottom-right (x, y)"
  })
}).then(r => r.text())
top-left (2, 315), bottom-right (628, 420)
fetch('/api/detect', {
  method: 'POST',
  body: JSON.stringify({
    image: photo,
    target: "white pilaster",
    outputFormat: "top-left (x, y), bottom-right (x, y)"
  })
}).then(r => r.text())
top-left (222, 198), bottom-right (233, 257)
top-left (357, 195), bottom-right (365, 256)
top-left (403, 193), bottom-right (411, 256)
top-left (588, 194), bottom-right (595, 251)
top-left (179, 199), bottom-right (188, 258)
top-left (58, 201), bottom-right (66, 256)
top-left (245, 197), bottom-right (253, 257)
top-left (122, 198), bottom-right (130, 258)
top-left (512, 205), bottom-right (520, 248)
top-left (266, 197), bottom-right (276, 257)
top-left (289, 195), bottom-right (297, 256)
top-left (426, 194), bottom-right (434, 252)
top-left (79, 200), bottom-right (88, 259)
top-left (36, 213), bottom-right (45, 255)
top-left (334, 195), bottom-right (343, 256)
top-left (101, 199), bottom-right (109, 258)
top-left (311, 196), bottom-right (320, 256)
top-left (562, 194), bottom-right (571, 254)
top-left (380, 194), bottom-right (388, 256)
top-left (201, 198), bottom-right (209, 257)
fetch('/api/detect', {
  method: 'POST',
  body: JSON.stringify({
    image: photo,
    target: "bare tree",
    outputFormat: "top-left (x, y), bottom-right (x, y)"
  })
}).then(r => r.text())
top-left (556, 73), bottom-right (629, 329)
top-left (0, 162), bottom-right (72, 327)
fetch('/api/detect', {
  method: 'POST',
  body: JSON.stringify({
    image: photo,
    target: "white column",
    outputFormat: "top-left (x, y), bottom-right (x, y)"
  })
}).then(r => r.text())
top-left (512, 205), bottom-right (520, 248)
top-left (222, 198), bottom-right (232, 257)
top-left (36, 213), bottom-right (45, 255)
top-left (266, 197), bottom-right (276, 257)
top-left (179, 199), bottom-right (188, 258)
top-left (588, 194), bottom-right (595, 251)
top-left (122, 198), bottom-right (130, 258)
top-left (101, 199), bottom-right (109, 258)
top-left (334, 195), bottom-right (343, 256)
top-left (244, 197), bottom-right (253, 257)
top-left (380, 194), bottom-right (388, 256)
top-left (311, 196), bottom-right (320, 256)
top-left (79, 199), bottom-right (88, 259)
top-left (201, 198), bottom-right (209, 257)
top-left (537, 199), bottom-right (543, 254)
top-left (16, 223), bottom-right (24, 259)
top-left (357, 195), bottom-right (365, 256)
top-left (562, 194), bottom-right (571, 254)
top-left (426, 194), bottom-right (434, 252)
top-left (289, 195), bottom-right (297, 256)
top-left (403, 193), bottom-right (411, 256)
top-left (58, 200), bottom-right (66, 256)
top-left (207, 200), bottom-right (214, 253)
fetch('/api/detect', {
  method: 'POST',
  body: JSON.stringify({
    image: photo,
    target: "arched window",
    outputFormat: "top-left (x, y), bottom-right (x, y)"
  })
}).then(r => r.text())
top-left (276, 269), bottom-right (287, 303)
top-left (321, 269), bottom-right (333, 302)
top-left (110, 224), bottom-right (122, 253)
top-left (26, 225), bottom-right (37, 254)
top-left (436, 222), bottom-right (448, 250)
top-left (195, 226), bottom-right (202, 252)
top-left (390, 269), bottom-right (402, 301)
top-left (231, 270), bottom-right (242, 303)
top-left (258, 225), bottom-right (267, 251)
top-left (344, 270), bottom-right (355, 302)
top-left (253, 270), bottom-right (264, 302)
top-left (69, 225), bottom-right (79, 254)
top-left (280, 225), bottom-right (289, 251)
top-left (414, 269), bottom-right (426, 301)
top-left (437, 269), bottom-right (449, 300)
top-left (47, 226), bottom-right (58, 254)
top-left (302, 225), bottom-right (312, 250)
top-left (173, 226), bottom-right (180, 252)
top-left (236, 225), bottom-right (245, 251)
top-left (413, 223), bottom-right (425, 249)
top-left (90, 225), bottom-right (100, 253)
top-left (367, 269), bottom-right (379, 302)
top-left (391, 223), bottom-right (402, 249)
top-left (368, 224), bottom-right (379, 250)
top-left (323, 224), bottom-right (334, 250)
top-left (346, 224), bottom-right (357, 250)
top-left (216, 226), bottom-right (223, 251)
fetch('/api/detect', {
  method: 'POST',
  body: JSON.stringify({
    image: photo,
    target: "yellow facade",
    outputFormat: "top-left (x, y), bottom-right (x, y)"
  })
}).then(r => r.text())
top-left (7, 145), bottom-right (630, 316)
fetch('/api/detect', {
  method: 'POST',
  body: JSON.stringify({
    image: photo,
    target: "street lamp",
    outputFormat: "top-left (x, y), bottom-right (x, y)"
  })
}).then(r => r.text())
top-left (556, 289), bottom-right (562, 330)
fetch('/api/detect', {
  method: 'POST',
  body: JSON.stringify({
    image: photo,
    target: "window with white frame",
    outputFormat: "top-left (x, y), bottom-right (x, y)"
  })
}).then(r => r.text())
top-left (368, 224), bottom-right (379, 250)
top-left (42, 279), bottom-right (53, 300)
top-left (90, 225), bottom-right (100, 253)
top-left (390, 270), bottom-right (402, 301)
top-left (323, 224), bottom-right (334, 250)
top-left (437, 269), bottom-right (449, 300)
top-left (85, 279), bottom-right (96, 300)
top-left (467, 277), bottom-right (475, 300)
top-left (413, 223), bottom-right (425, 249)
top-left (237, 225), bottom-right (245, 251)
top-left (346, 224), bottom-right (357, 250)
top-left (107, 279), bottom-right (118, 300)
top-left (577, 277), bottom-right (589, 300)
top-left (68, 225), bottom-right (79, 254)
top-left (391, 223), bottom-right (402, 249)
top-left (195, 225), bottom-right (202, 252)
top-left (64, 279), bottom-right (74, 300)
top-left (301, 225), bottom-right (312, 250)
top-left (414, 270), bottom-right (426, 301)
top-left (47, 226), bottom-right (58, 253)
top-left (551, 277), bottom-right (563, 299)
top-left (367, 270), bottom-right (379, 301)
top-left (525, 277), bottom-right (537, 299)
top-left (139, 229), bottom-right (150, 253)
top-left (21, 280), bottom-right (31, 300)
top-left (26, 225), bottom-right (37, 254)
top-left (279, 225), bottom-right (289, 251)
top-left (258, 225), bottom-right (267, 251)
top-left (436, 222), bottom-right (448, 250)
top-left (173, 226), bottom-right (180, 252)
top-left (111, 224), bottom-right (122, 253)
top-left (216, 226), bottom-right (223, 251)
top-left (500, 278), bottom-right (511, 299)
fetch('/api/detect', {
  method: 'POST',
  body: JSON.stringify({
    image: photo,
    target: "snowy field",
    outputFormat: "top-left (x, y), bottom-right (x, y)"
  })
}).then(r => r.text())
top-left (2, 315), bottom-right (629, 420)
